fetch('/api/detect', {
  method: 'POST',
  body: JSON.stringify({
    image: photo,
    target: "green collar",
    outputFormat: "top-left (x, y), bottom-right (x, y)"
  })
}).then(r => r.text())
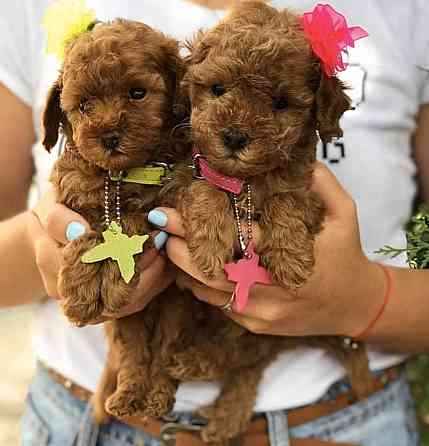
top-left (109, 163), bottom-right (172, 186)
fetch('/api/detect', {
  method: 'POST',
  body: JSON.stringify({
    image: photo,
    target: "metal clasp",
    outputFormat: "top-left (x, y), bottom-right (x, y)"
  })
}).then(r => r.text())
top-left (159, 422), bottom-right (202, 446)
top-left (108, 169), bottom-right (126, 181)
top-left (152, 162), bottom-right (174, 184)
top-left (191, 153), bottom-right (205, 179)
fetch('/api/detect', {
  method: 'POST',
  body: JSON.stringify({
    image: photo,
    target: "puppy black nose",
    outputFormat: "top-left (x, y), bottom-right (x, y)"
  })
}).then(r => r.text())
top-left (222, 128), bottom-right (249, 151)
top-left (102, 135), bottom-right (120, 151)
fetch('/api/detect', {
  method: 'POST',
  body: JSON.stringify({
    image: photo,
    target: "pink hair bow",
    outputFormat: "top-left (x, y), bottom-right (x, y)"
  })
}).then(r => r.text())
top-left (301, 4), bottom-right (368, 77)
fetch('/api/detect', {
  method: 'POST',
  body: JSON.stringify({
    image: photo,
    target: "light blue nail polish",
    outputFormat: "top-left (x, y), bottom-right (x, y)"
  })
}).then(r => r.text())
top-left (154, 231), bottom-right (169, 250)
top-left (66, 221), bottom-right (86, 241)
top-left (148, 210), bottom-right (168, 227)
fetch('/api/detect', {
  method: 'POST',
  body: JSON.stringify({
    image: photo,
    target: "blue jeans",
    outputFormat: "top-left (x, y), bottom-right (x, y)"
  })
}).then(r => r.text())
top-left (21, 365), bottom-right (419, 446)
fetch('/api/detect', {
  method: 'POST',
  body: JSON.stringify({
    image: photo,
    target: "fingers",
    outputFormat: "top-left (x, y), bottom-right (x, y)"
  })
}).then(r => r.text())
top-left (135, 231), bottom-right (169, 278)
top-left (33, 188), bottom-right (91, 245)
top-left (135, 256), bottom-right (175, 300)
top-left (311, 161), bottom-right (355, 220)
top-left (34, 234), bottom-right (62, 299)
top-left (179, 272), bottom-right (291, 321)
top-left (148, 207), bottom-right (263, 248)
top-left (179, 273), bottom-right (231, 307)
top-left (148, 207), bottom-right (185, 238)
top-left (180, 273), bottom-right (296, 335)
top-left (102, 256), bottom-right (175, 319)
top-left (166, 236), bottom-right (234, 292)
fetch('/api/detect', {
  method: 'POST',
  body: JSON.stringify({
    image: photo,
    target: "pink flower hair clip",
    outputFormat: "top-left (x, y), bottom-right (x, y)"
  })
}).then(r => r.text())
top-left (301, 4), bottom-right (369, 77)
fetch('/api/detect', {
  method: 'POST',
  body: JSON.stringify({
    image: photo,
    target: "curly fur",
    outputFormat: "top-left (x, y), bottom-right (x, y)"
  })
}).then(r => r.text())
top-left (157, 3), bottom-right (375, 443)
top-left (42, 8), bottom-right (375, 445)
top-left (42, 19), bottom-right (189, 423)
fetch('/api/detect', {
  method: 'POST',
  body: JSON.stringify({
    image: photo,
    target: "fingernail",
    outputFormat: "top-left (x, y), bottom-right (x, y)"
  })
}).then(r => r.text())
top-left (66, 221), bottom-right (86, 241)
top-left (154, 231), bottom-right (169, 250)
top-left (148, 210), bottom-right (168, 227)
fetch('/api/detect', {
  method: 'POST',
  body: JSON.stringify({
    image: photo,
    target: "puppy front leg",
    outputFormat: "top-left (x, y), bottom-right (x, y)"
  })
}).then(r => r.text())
top-left (179, 181), bottom-right (235, 279)
top-left (59, 232), bottom-right (105, 325)
top-left (258, 192), bottom-right (324, 288)
top-left (99, 214), bottom-right (153, 314)
top-left (93, 343), bottom-right (118, 424)
top-left (198, 364), bottom-right (265, 444)
top-left (105, 314), bottom-right (154, 419)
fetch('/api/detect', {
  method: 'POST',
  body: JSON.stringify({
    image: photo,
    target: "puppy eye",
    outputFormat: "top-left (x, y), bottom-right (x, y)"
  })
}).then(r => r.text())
top-left (129, 88), bottom-right (147, 100)
top-left (211, 84), bottom-right (226, 97)
top-left (79, 99), bottom-right (88, 114)
top-left (272, 97), bottom-right (288, 110)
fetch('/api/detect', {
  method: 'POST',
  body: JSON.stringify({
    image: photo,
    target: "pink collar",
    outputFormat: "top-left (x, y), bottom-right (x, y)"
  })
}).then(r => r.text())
top-left (192, 150), bottom-right (244, 195)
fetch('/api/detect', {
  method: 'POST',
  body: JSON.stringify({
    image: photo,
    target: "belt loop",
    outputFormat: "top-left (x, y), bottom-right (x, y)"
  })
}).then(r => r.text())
top-left (75, 402), bottom-right (100, 446)
top-left (266, 410), bottom-right (291, 446)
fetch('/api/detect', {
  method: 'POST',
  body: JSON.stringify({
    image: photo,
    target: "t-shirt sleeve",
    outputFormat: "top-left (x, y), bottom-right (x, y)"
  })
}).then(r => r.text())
top-left (420, 55), bottom-right (429, 105)
top-left (416, 1), bottom-right (429, 105)
top-left (0, 1), bottom-right (39, 107)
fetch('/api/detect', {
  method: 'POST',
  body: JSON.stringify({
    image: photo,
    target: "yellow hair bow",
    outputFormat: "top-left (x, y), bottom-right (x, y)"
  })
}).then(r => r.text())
top-left (43, 0), bottom-right (96, 61)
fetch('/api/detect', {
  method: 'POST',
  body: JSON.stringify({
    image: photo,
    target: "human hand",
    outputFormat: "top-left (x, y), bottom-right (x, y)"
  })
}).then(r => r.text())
top-left (149, 162), bottom-right (386, 338)
top-left (28, 186), bottom-right (174, 322)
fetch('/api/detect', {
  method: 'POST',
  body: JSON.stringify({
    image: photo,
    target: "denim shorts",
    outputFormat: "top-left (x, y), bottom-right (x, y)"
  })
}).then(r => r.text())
top-left (21, 364), bottom-right (419, 446)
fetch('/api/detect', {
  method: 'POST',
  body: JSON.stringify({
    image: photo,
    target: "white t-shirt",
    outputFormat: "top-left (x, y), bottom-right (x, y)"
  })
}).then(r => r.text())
top-left (1, 0), bottom-right (429, 413)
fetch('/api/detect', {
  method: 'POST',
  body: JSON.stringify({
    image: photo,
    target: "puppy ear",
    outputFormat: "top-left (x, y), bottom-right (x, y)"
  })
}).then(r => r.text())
top-left (315, 72), bottom-right (351, 144)
top-left (42, 78), bottom-right (63, 152)
top-left (160, 38), bottom-right (190, 123)
top-left (162, 39), bottom-right (183, 98)
top-left (184, 30), bottom-right (212, 66)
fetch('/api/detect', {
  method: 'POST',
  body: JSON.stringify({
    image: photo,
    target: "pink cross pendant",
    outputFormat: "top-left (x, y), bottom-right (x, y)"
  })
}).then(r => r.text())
top-left (224, 244), bottom-right (271, 313)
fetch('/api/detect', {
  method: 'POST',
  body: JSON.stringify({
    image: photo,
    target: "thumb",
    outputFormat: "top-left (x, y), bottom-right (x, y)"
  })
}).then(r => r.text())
top-left (33, 187), bottom-right (91, 245)
top-left (311, 162), bottom-right (354, 220)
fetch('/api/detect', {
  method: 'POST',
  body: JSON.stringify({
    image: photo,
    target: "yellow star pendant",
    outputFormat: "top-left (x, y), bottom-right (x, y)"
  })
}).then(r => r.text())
top-left (81, 222), bottom-right (150, 283)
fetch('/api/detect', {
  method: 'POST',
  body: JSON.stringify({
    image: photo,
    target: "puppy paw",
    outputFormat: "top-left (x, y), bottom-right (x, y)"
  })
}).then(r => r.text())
top-left (165, 350), bottom-right (224, 380)
top-left (180, 182), bottom-right (235, 279)
top-left (100, 268), bottom-right (136, 315)
top-left (60, 296), bottom-right (104, 326)
top-left (197, 404), bottom-right (217, 420)
top-left (188, 239), bottom-right (231, 279)
top-left (200, 407), bottom-right (248, 445)
top-left (59, 234), bottom-right (105, 325)
top-left (139, 378), bottom-right (176, 418)
top-left (106, 386), bottom-right (148, 419)
top-left (264, 247), bottom-right (313, 289)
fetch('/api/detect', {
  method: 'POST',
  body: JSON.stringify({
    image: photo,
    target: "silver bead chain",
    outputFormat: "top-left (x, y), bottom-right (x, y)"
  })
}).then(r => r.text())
top-left (104, 172), bottom-right (122, 228)
top-left (232, 183), bottom-right (253, 258)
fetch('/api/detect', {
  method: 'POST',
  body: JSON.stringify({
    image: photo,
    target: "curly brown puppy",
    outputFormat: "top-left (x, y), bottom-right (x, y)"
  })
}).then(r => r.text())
top-left (159, 2), bottom-right (375, 442)
top-left (42, 18), bottom-right (186, 421)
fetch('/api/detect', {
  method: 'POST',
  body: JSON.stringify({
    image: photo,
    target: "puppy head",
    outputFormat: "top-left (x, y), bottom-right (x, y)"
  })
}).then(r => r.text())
top-left (43, 19), bottom-right (181, 171)
top-left (184, 1), bottom-right (350, 178)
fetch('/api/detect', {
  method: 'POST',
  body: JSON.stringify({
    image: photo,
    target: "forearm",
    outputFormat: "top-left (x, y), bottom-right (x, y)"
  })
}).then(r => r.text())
top-left (361, 266), bottom-right (429, 353)
top-left (0, 212), bottom-right (45, 307)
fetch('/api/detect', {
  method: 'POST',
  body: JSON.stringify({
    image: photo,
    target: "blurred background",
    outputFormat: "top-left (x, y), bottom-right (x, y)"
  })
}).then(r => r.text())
top-left (0, 306), bottom-right (35, 445)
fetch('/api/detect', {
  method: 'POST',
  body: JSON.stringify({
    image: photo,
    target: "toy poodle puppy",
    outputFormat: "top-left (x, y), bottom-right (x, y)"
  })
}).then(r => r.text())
top-left (42, 17), bottom-right (186, 423)
top-left (159, 2), bottom-right (374, 442)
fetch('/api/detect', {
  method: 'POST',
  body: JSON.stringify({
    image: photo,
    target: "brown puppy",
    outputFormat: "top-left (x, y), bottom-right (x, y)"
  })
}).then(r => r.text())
top-left (42, 19), bottom-right (186, 421)
top-left (158, 2), bottom-right (375, 442)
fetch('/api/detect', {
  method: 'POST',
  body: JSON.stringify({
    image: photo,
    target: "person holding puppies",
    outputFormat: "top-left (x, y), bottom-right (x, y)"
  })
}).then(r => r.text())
top-left (0, 0), bottom-right (428, 445)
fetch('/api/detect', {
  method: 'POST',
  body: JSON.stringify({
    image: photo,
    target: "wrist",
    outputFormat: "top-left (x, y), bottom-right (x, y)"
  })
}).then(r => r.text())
top-left (341, 258), bottom-right (387, 338)
top-left (25, 209), bottom-right (40, 255)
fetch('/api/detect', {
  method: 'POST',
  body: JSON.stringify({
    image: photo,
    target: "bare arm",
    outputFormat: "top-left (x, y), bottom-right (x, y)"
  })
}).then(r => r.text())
top-left (0, 82), bottom-right (47, 306)
top-left (0, 83), bottom-right (34, 220)
top-left (365, 103), bottom-right (429, 350)
top-left (0, 212), bottom-right (46, 307)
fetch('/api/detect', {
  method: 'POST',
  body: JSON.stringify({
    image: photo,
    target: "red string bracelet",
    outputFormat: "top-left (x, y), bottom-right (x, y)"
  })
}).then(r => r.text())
top-left (353, 263), bottom-right (393, 340)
